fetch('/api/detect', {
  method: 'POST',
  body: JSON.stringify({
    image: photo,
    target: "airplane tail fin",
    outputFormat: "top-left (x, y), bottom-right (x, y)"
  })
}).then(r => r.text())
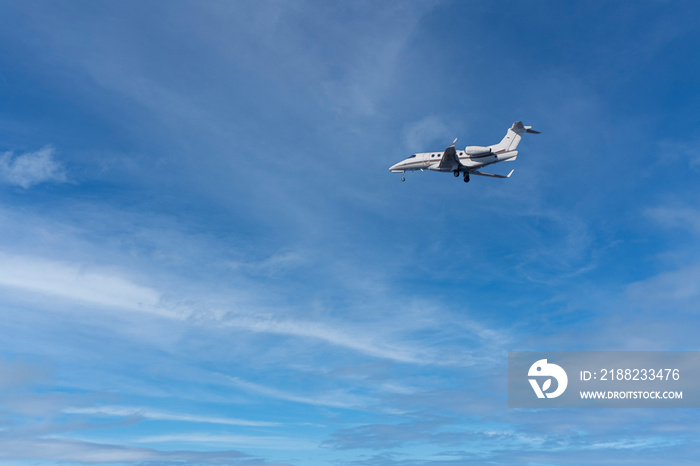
top-left (491, 121), bottom-right (539, 152)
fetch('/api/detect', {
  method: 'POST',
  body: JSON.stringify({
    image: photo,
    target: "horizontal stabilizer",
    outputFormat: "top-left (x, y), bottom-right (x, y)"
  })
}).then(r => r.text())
top-left (526, 128), bottom-right (540, 134)
top-left (471, 169), bottom-right (514, 179)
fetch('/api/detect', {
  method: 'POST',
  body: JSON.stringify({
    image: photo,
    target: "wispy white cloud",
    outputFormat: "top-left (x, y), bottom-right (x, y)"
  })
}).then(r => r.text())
top-left (268, 2), bottom-right (440, 116)
top-left (0, 253), bottom-right (171, 316)
top-left (626, 263), bottom-right (700, 313)
top-left (217, 313), bottom-right (432, 365)
top-left (138, 433), bottom-right (318, 451)
top-left (216, 306), bottom-right (502, 367)
top-left (658, 139), bottom-right (700, 170)
top-left (0, 145), bottom-right (66, 188)
top-left (64, 405), bottom-right (279, 427)
top-left (226, 251), bottom-right (307, 276)
top-left (227, 376), bottom-right (370, 409)
top-left (402, 116), bottom-right (453, 152)
top-left (0, 436), bottom-right (263, 464)
top-left (646, 206), bottom-right (700, 234)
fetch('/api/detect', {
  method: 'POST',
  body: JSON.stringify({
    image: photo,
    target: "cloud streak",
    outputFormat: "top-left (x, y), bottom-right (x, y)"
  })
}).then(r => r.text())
top-left (0, 253), bottom-right (169, 316)
top-left (227, 376), bottom-right (370, 409)
top-left (0, 436), bottom-right (277, 464)
top-left (65, 405), bottom-right (280, 427)
top-left (138, 433), bottom-right (318, 451)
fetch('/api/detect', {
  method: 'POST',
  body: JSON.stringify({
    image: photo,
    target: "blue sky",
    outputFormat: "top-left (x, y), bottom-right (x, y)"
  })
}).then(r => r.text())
top-left (0, 1), bottom-right (699, 464)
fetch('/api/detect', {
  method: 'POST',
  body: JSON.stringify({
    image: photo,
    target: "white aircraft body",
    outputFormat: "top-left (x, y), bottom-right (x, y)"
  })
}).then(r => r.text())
top-left (389, 121), bottom-right (539, 183)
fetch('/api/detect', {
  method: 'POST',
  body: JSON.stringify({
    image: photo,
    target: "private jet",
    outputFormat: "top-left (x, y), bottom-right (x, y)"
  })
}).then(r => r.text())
top-left (389, 121), bottom-right (539, 183)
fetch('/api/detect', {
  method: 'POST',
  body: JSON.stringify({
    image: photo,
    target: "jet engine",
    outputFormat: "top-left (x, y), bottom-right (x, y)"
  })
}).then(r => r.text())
top-left (464, 146), bottom-right (492, 157)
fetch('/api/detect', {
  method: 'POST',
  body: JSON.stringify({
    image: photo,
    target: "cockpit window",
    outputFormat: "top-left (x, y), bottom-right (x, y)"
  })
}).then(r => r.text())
top-left (408, 154), bottom-right (416, 158)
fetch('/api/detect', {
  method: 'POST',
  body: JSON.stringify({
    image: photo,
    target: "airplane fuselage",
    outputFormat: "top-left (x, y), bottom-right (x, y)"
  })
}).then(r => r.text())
top-left (389, 149), bottom-right (518, 173)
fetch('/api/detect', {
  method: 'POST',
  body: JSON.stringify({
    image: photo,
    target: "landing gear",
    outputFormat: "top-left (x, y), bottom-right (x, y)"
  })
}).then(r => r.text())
top-left (463, 172), bottom-right (470, 183)
top-left (401, 176), bottom-right (405, 182)
top-left (453, 170), bottom-right (460, 178)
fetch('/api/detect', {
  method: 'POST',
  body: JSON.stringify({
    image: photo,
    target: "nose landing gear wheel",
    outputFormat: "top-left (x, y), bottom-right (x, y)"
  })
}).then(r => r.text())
top-left (401, 176), bottom-right (405, 182)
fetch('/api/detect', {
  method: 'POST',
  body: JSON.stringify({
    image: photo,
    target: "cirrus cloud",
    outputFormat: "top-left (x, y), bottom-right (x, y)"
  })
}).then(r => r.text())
top-left (0, 145), bottom-right (67, 188)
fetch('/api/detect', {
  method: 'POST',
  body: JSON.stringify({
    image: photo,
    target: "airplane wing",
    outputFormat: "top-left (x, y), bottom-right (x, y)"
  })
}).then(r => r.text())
top-left (471, 169), bottom-right (514, 178)
top-left (438, 138), bottom-right (462, 171)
